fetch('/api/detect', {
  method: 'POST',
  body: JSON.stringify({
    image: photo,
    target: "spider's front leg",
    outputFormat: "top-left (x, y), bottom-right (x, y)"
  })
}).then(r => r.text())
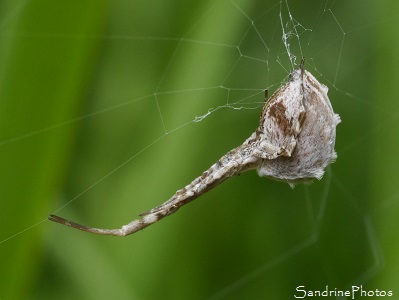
top-left (140, 143), bottom-right (263, 217)
top-left (49, 143), bottom-right (262, 236)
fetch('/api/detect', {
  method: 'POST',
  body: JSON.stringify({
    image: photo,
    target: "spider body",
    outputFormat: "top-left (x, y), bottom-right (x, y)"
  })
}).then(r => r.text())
top-left (49, 65), bottom-right (340, 236)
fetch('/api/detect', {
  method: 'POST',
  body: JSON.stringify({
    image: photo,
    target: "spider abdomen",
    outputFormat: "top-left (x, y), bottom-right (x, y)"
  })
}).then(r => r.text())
top-left (257, 70), bottom-right (340, 186)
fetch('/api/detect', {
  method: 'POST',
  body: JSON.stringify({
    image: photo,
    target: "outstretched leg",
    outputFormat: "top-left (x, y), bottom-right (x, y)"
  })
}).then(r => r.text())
top-left (49, 145), bottom-right (260, 236)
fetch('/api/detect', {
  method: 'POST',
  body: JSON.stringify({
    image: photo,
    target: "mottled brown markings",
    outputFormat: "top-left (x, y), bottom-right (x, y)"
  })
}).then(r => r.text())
top-left (268, 100), bottom-right (294, 136)
top-left (175, 188), bottom-right (186, 196)
top-left (298, 111), bottom-right (306, 127)
top-left (256, 82), bottom-right (291, 139)
top-left (268, 100), bottom-right (286, 117)
top-left (216, 160), bottom-right (223, 168)
top-left (201, 171), bottom-right (209, 179)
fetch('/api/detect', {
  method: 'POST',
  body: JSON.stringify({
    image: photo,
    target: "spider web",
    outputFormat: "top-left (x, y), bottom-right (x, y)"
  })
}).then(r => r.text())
top-left (0, 0), bottom-right (396, 299)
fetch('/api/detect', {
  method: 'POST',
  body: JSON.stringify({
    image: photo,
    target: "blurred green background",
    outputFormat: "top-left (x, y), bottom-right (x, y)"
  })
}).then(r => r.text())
top-left (0, 0), bottom-right (397, 299)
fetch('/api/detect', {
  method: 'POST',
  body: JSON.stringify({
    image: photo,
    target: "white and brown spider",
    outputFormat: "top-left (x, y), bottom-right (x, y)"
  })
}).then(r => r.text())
top-left (49, 61), bottom-right (340, 236)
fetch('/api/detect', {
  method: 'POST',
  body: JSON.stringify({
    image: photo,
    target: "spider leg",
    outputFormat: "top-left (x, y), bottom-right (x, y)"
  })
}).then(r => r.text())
top-left (49, 144), bottom-right (261, 236)
top-left (49, 214), bottom-right (125, 236)
top-left (138, 146), bottom-right (260, 217)
top-left (49, 209), bottom-right (177, 236)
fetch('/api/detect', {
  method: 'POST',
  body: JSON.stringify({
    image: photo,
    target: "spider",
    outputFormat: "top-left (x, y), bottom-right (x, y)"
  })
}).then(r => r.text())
top-left (49, 60), bottom-right (340, 236)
